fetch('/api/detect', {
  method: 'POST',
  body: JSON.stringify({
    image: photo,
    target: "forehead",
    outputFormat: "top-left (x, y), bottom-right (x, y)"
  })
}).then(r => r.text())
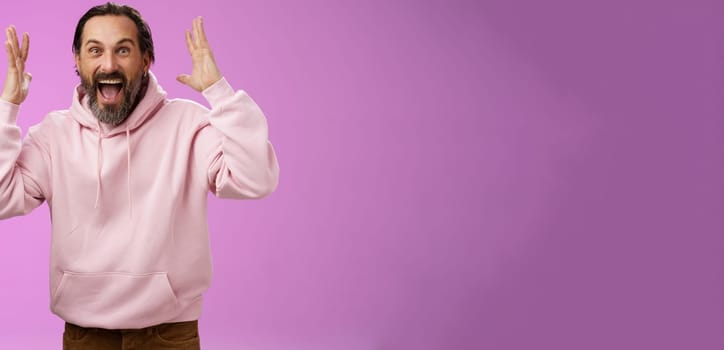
top-left (82, 15), bottom-right (138, 45)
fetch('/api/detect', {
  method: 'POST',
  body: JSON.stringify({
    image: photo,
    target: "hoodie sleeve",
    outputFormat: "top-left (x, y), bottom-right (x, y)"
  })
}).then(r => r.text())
top-left (199, 78), bottom-right (279, 199)
top-left (0, 100), bottom-right (48, 219)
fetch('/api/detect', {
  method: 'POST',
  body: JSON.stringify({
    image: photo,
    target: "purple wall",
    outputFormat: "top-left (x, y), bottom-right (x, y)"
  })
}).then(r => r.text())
top-left (0, 0), bottom-right (720, 349)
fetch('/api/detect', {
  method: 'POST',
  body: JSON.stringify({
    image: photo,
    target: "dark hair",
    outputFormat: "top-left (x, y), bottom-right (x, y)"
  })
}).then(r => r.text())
top-left (72, 2), bottom-right (155, 64)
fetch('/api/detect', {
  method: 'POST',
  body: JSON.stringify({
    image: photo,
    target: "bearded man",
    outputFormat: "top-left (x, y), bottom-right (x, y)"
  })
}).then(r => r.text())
top-left (0, 2), bottom-right (279, 349)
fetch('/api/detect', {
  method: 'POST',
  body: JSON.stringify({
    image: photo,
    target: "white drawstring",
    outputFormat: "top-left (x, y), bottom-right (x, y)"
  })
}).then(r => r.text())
top-left (126, 125), bottom-right (133, 218)
top-left (94, 123), bottom-right (103, 209)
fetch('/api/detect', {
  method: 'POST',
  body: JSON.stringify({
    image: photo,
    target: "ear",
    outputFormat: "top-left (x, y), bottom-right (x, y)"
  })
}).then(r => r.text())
top-left (142, 52), bottom-right (151, 73)
top-left (74, 53), bottom-right (81, 74)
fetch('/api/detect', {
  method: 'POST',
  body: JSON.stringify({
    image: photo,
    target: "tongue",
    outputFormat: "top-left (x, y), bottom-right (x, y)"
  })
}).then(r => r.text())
top-left (100, 84), bottom-right (122, 100)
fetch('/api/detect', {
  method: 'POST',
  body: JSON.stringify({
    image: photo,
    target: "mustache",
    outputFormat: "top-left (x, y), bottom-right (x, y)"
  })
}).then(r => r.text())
top-left (93, 71), bottom-right (127, 85)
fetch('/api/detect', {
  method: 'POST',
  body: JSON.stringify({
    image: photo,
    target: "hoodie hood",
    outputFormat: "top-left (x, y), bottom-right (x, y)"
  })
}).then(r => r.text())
top-left (70, 71), bottom-right (166, 136)
top-left (69, 71), bottom-right (167, 214)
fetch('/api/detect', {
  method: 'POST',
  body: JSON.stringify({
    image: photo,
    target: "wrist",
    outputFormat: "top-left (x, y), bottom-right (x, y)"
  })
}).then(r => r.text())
top-left (0, 94), bottom-right (20, 105)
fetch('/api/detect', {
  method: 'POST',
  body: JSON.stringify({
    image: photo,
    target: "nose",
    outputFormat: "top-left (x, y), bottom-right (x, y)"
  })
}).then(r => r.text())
top-left (99, 53), bottom-right (118, 72)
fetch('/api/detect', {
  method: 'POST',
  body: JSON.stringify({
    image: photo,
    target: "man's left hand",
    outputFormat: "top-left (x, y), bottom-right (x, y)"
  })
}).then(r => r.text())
top-left (176, 17), bottom-right (222, 92)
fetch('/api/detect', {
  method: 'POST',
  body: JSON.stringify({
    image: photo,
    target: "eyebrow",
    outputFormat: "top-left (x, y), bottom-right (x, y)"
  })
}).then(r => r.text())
top-left (84, 38), bottom-right (136, 47)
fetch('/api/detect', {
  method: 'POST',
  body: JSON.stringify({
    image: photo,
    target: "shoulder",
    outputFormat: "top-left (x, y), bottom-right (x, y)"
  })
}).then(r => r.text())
top-left (23, 109), bottom-right (74, 150)
top-left (164, 98), bottom-right (208, 114)
top-left (28, 109), bottom-right (72, 135)
top-left (160, 98), bottom-right (213, 128)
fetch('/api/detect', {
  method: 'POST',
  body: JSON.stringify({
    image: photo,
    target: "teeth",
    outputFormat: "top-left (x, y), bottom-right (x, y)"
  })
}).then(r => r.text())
top-left (98, 79), bottom-right (122, 84)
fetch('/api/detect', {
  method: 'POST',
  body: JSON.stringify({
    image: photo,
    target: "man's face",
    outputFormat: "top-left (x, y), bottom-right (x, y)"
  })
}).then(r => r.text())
top-left (75, 15), bottom-right (150, 126)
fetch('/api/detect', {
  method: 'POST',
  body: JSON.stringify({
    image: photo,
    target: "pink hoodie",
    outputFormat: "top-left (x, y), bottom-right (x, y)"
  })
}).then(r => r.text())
top-left (0, 72), bottom-right (279, 329)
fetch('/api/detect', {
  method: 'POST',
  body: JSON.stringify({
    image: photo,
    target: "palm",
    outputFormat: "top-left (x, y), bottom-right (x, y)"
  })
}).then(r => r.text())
top-left (177, 17), bottom-right (222, 92)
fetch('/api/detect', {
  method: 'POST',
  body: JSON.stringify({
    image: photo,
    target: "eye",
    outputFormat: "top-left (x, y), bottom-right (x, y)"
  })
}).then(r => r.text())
top-left (117, 47), bottom-right (130, 55)
top-left (88, 47), bottom-right (101, 56)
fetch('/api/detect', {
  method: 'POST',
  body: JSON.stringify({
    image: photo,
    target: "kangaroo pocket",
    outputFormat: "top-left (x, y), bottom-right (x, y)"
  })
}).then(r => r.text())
top-left (52, 271), bottom-right (180, 329)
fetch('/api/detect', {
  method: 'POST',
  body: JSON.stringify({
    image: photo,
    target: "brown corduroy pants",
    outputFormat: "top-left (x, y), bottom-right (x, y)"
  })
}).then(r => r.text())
top-left (63, 320), bottom-right (201, 350)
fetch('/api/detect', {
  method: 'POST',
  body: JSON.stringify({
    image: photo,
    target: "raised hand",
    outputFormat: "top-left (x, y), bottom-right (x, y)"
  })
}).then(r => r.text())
top-left (1, 26), bottom-right (31, 105)
top-left (176, 17), bottom-right (222, 92)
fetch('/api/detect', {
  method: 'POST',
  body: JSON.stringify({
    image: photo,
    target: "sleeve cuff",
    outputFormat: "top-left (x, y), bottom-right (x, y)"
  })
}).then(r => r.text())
top-left (0, 99), bottom-right (20, 124)
top-left (202, 77), bottom-right (236, 107)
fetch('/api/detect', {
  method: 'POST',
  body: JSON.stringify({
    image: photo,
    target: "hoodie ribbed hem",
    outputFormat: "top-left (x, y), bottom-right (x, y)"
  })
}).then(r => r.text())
top-left (202, 77), bottom-right (236, 107)
top-left (0, 100), bottom-right (19, 125)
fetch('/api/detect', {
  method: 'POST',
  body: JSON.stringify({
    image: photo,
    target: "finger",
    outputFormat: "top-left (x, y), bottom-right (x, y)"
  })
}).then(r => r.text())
top-left (192, 17), bottom-right (202, 47)
top-left (176, 74), bottom-right (191, 86)
top-left (197, 17), bottom-right (208, 47)
top-left (8, 26), bottom-right (19, 59)
top-left (5, 28), bottom-right (17, 70)
top-left (20, 32), bottom-right (29, 62)
top-left (5, 41), bottom-right (16, 70)
top-left (9, 29), bottom-right (24, 74)
top-left (191, 17), bottom-right (198, 43)
top-left (5, 28), bottom-right (15, 60)
top-left (22, 72), bottom-right (31, 91)
top-left (185, 30), bottom-right (194, 54)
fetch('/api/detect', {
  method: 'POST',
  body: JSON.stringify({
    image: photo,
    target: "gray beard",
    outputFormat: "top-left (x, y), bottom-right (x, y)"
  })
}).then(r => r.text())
top-left (84, 74), bottom-right (147, 127)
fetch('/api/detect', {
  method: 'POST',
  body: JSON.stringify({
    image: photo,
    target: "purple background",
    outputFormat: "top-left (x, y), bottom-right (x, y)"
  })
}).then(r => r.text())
top-left (0, 0), bottom-right (720, 349)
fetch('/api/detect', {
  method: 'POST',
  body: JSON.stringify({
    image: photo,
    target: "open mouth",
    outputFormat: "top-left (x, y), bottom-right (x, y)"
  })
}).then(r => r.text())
top-left (97, 78), bottom-right (124, 104)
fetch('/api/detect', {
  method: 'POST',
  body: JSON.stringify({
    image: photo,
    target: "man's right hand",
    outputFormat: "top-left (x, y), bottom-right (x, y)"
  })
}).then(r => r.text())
top-left (0, 26), bottom-right (30, 105)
